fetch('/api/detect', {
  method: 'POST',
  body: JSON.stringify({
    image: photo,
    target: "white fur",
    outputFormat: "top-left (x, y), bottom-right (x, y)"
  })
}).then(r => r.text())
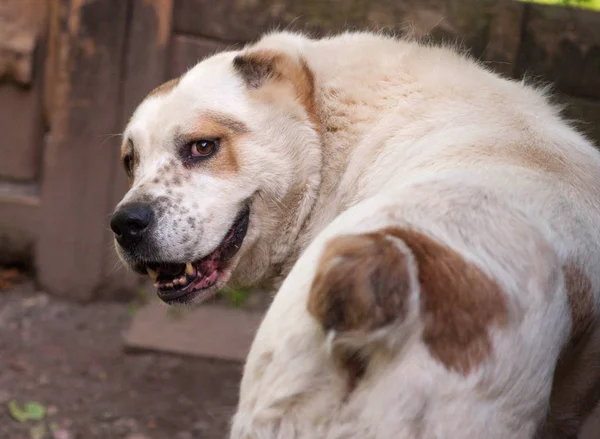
top-left (120, 31), bottom-right (600, 438)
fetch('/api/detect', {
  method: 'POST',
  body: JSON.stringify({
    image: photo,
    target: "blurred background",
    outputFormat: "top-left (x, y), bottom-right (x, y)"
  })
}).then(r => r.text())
top-left (0, 0), bottom-right (599, 438)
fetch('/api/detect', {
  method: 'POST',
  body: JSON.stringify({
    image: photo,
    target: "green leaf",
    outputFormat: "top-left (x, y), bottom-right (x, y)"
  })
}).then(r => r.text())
top-left (8, 400), bottom-right (47, 423)
top-left (8, 400), bottom-right (29, 423)
top-left (218, 287), bottom-right (250, 308)
top-left (24, 402), bottom-right (47, 420)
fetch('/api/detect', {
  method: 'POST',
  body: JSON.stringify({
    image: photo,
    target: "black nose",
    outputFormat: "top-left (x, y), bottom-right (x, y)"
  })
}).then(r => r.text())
top-left (110, 203), bottom-right (154, 248)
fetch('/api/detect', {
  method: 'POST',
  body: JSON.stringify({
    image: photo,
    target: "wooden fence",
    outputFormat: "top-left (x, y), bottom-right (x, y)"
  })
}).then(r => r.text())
top-left (0, 0), bottom-right (599, 300)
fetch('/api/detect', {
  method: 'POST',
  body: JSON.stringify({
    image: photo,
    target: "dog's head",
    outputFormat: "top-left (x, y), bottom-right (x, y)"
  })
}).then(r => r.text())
top-left (110, 33), bottom-right (321, 305)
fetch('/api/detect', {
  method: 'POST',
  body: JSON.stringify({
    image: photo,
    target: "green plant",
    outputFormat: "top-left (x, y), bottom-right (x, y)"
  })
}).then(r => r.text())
top-left (8, 400), bottom-right (46, 423)
top-left (218, 287), bottom-right (251, 308)
top-left (517, 0), bottom-right (600, 11)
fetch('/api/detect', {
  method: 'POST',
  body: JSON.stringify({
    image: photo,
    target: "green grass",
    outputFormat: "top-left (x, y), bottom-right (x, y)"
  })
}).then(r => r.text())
top-left (218, 287), bottom-right (251, 308)
top-left (517, 0), bottom-right (600, 11)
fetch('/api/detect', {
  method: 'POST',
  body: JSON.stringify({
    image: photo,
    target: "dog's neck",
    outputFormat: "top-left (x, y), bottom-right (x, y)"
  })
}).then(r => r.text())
top-left (270, 113), bottom-right (375, 289)
top-left (263, 54), bottom-right (400, 290)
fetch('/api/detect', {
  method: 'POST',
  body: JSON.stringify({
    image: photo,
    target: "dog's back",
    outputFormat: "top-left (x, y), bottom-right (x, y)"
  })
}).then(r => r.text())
top-left (232, 32), bottom-right (600, 439)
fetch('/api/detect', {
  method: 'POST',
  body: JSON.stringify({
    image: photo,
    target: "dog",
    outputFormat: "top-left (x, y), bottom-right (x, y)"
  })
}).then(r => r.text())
top-left (111, 31), bottom-right (600, 438)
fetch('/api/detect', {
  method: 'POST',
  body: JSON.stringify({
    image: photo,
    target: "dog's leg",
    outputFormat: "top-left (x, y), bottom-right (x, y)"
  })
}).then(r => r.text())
top-left (307, 222), bottom-right (570, 438)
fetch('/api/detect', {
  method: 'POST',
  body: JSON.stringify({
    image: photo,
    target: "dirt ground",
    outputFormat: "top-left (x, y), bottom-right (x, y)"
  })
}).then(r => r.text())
top-left (0, 280), bottom-right (242, 439)
top-left (2, 275), bottom-right (599, 439)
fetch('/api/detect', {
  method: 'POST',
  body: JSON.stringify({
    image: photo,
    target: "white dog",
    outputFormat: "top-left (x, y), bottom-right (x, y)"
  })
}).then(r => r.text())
top-left (112, 31), bottom-right (600, 438)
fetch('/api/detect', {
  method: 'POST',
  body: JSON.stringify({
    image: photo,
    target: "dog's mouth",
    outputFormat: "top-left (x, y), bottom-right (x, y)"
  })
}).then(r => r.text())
top-left (141, 205), bottom-right (250, 305)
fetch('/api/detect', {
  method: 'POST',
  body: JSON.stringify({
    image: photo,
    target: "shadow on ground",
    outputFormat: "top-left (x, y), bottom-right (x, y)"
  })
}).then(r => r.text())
top-left (0, 282), bottom-right (241, 439)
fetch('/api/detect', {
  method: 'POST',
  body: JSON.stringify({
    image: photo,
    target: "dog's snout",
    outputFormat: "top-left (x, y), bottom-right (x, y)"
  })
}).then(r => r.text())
top-left (110, 203), bottom-right (154, 248)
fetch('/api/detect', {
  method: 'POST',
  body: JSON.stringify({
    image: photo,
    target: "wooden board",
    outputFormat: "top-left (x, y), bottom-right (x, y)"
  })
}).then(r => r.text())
top-left (169, 34), bottom-right (231, 78)
top-left (581, 406), bottom-right (600, 439)
top-left (124, 300), bottom-right (265, 362)
top-left (97, 0), bottom-right (174, 300)
top-left (516, 3), bottom-right (600, 99)
top-left (0, 83), bottom-right (44, 180)
top-left (37, 0), bottom-right (130, 301)
top-left (173, 0), bottom-right (509, 56)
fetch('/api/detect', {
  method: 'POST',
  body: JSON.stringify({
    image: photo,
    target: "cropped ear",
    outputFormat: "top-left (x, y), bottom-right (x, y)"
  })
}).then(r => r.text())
top-left (233, 50), bottom-right (279, 89)
top-left (307, 232), bottom-right (416, 335)
top-left (307, 231), bottom-right (418, 392)
top-left (232, 49), bottom-right (319, 130)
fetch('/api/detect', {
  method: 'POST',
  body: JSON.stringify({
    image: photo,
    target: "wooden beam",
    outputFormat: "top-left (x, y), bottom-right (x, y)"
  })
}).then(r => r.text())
top-left (37, 0), bottom-right (131, 301)
top-left (124, 300), bottom-right (264, 362)
top-left (96, 0), bottom-right (174, 300)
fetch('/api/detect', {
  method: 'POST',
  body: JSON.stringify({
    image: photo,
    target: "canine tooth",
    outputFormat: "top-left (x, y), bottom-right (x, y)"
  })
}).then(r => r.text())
top-left (173, 278), bottom-right (180, 285)
top-left (185, 262), bottom-right (194, 275)
top-left (179, 276), bottom-right (187, 284)
top-left (147, 268), bottom-right (158, 281)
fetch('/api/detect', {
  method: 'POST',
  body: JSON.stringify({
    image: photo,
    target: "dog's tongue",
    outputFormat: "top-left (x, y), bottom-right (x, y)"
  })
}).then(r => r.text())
top-left (195, 268), bottom-right (220, 290)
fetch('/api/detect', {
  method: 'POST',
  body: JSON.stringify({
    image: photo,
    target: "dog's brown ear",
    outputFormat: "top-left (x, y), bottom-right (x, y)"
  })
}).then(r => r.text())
top-left (307, 232), bottom-right (414, 334)
top-left (233, 49), bottom-right (319, 129)
top-left (233, 50), bottom-right (279, 89)
top-left (307, 232), bottom-right (415, 392)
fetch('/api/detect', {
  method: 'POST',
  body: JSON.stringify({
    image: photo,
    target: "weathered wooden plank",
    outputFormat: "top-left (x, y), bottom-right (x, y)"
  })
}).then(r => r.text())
top-left (516, 4), bottom-right (600, 99)
top-left (0, 192), bottom-right (40, 267)
top-left (564, 96), bottom-right (600, 149)
top-left (124, 300), bottom-right (264, 362)
top-left (174, 0), bottom-right (515, 60)
top-left (0, 223), bottom-right (35, 267)
top-left (0, 199), bottom-right (39, 231)
top-left (483, 1), bottom-right (526, 77)
top-left (581, 406), bottom-right (600, 439)
top-left (0, 0), bottom-right (48, 86)
top-left (0, 83), bottom-right (44, 180)
top-left (37, 0), bottom-right (130, 301)
top-left (120, 0), bottom-right (173, 121)
top-left (169, 35), bottom-right (231, 78)
top-left (97, 0), bottom-right (175, 300)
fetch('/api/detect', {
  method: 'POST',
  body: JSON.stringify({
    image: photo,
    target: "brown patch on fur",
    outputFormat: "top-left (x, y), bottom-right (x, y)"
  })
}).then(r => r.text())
top-left (541, 263), bottom-right (598, 437)
top-left (417, 144), bottom-right (569, 176)
top-left (180, 110), bottom-right (250, 177)
top-left (233, 50), bottom-right (320, 132)
top-left (204, 111), bottom-right (250, 135)
top-left (564, 263), bottom-right (595, 344)
top-left (386, 228), bottom-right (508, 375)
top-left (146, 76), bottom-right (181, 99)
top-left (307, 232), bottom-right (411, 333)
top-left (512, 146), bottom-right (568, 175)
top-left (337, 350), bottom-right (368, 394)
top-left (233, 52), bottom-right (275, 89)
top-left (307, 231), bottom-right (411, 392)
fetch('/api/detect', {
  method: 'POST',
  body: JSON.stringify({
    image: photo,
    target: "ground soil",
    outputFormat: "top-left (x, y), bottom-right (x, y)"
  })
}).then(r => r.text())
top-left (2, 276), bottom-right (599, 439)
top-left (0, 280), bottom-right (242, 439)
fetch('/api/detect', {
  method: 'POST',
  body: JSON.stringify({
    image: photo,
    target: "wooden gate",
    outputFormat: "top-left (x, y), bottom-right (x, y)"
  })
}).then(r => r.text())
top-left (1, 0), bottom-right (599, 301)
top-left (0, 0), bottom-right (175, 300)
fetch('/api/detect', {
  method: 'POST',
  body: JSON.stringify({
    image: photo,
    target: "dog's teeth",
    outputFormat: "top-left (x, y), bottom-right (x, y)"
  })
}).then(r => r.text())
top-left (173, 278), bottom-right (180, 285)
top-left (147, 267), bottom-right (158, 281)
top-left (166, 282), bottom-right (174, 288)
top-left (153, 282), bottom-right (159, 288)
top-left (185, 262), bottom-right (194, 275)
top-left (178, 276), bottom-right (187, 284)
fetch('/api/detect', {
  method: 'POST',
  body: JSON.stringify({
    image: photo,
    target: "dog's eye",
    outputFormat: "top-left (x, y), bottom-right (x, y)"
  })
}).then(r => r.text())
top-left (190, 139), bottom-right (219, 158)
top-left (123, 153), bottom-right (133, 176)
